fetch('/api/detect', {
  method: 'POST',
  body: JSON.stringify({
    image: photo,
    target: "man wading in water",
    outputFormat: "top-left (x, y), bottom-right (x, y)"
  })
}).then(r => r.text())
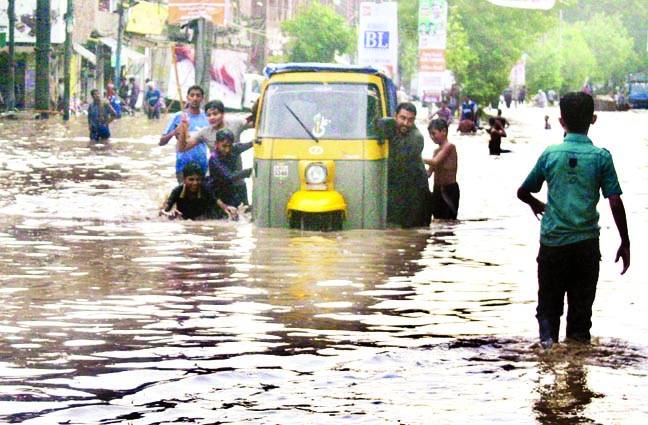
top-left (386, 102), bottom-right (431, 228)
top-left (88, 89), bottom-right (116, 142)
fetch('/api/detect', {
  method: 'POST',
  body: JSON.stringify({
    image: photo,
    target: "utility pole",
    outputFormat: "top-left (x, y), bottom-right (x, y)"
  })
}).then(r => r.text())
top-left (96, 44), bottom-right (104, 95)
top-left (63, 0), bottom-right (74, 121)
top-left (6, 0), bottom-right (16, 110)
top-left (194, 17), bottom-right (213, 100)
top-left (115, 0), bottom-right (125, 89)
top-left (35, 0), bottom-right (51, 117)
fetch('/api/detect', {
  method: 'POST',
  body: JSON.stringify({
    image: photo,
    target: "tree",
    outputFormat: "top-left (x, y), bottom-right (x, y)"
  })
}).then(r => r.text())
top-left (397, 0), bottom-right (419, 89)
top-left (525, 12), bottom-right (637, 94)
top-left (578, 14), bottom-right (637, 88)
top-left (446, 1), bottom-right (557, 105)
top-left (562, 0), bottom-right (648, 72)
top-left (397, 0), bottom-right (556, 105)
top-left (526, 31), bottom-right (563, 95)
top-left (444, 6), bottom-right (473, 89)
top-left (282, 3), bottom-right (354, 63)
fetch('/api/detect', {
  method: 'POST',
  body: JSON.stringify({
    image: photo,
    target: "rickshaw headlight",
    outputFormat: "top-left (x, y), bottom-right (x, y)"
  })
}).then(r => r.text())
top-left (305, 163), bottom-right (328, 185)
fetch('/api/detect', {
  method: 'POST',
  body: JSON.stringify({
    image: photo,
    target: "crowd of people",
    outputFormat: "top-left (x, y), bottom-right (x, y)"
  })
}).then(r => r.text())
top-left (80, 79), bottom-right (635, 351)
top-left (158, 85), bottom-right (255, 221)
top-left (86, 78), bottom-right (164, 142)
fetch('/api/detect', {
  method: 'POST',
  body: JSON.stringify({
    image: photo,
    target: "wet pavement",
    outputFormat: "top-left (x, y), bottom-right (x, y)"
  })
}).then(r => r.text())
top-left (0, 107), bottom-right (647, 424)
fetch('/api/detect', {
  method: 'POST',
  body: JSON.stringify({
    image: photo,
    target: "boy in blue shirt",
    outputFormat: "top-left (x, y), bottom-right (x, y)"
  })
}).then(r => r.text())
top-left (159, 85), bottom-right (209, 183)
top-left (517, 92), bottom-right (630, 349)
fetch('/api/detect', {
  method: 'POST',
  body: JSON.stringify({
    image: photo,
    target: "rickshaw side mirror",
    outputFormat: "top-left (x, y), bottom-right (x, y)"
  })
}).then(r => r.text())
top-left (375, 117), bottom-right (396, 143)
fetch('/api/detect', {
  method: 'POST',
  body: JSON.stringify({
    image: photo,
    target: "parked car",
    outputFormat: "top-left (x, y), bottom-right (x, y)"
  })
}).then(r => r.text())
top-left (628, 73), bottom-right (648, 109)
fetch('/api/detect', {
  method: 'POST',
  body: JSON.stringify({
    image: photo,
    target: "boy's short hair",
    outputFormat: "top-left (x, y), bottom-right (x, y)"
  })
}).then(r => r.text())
top-left (560, 92), bottom-right (594, 133)
top-left (186, 85), bottom-right (204, 96)
top-left (396, 102), bottom-right (417, 116)
top-left (428, 118), bottom-right (449, 132)
top-left (216, 128), bottom-right (235, 143)
top-left (182, 161), bottom-right (204, 178)
top-left (204, 100), bottom-right (225, 113)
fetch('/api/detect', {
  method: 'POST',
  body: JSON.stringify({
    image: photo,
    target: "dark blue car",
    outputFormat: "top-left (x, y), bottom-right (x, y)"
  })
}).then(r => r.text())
top-left (628, 74), bottom-right (648, 109)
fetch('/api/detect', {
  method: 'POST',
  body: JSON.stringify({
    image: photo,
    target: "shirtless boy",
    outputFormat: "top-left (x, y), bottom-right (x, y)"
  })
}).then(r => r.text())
top-left (424, 119), bottom-right (459, 220)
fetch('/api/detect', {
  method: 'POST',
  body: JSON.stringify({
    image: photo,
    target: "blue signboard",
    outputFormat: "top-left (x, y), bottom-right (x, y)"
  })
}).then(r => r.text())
top-left (364, 31), bottom-right (390, 49)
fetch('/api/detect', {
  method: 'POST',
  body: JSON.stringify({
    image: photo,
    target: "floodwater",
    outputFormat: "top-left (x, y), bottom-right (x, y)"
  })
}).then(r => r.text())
top-left (0, 107), bottom-right (646, 424)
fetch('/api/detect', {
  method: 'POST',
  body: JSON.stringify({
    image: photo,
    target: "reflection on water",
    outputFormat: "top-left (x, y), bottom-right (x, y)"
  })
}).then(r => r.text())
top-left (0, 110), bottom-right (647, 423)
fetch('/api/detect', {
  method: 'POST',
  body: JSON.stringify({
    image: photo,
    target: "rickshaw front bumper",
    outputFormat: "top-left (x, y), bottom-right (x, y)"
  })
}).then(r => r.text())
top-left (286, 190), bottom-right (347, 216)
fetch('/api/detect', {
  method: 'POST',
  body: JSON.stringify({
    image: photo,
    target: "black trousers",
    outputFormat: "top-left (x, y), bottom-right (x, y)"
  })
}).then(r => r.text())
top-left (536, 238), bottom-right (600, 343)
top-left (430, 183), bottom-right (460, 220)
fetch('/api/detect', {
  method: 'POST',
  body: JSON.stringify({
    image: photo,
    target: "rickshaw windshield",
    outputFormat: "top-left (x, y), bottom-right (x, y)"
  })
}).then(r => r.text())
top-left (258, 83), bottom-right (383, 140)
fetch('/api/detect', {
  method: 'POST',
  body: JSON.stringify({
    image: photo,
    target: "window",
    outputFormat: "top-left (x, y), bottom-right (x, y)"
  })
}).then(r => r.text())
top-left (259, 82), bottom-right (383, 140)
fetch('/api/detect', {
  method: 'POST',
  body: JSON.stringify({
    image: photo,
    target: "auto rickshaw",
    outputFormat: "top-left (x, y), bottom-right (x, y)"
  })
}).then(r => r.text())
top-left (251, 63), bottom-right (398, 231)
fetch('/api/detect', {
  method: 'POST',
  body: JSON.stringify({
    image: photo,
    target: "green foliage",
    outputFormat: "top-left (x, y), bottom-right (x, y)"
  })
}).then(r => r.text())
top-left (557, 25), bottom-right (596, 91)
top-left (526, 32), bottom-right (563, 94)
top-left (281, 3), bottom-right (354, 63)
top-left (526, 11), bottom-right (638, 93)
top-left (562, 0), bottom-right (648, 76)
top-left (578, 14), bottom-right (638, 86)
top-left (444, 0), bottom-right (556, 105)
top-left (444, 6), bottom-right (473, 87)
top-left (398, 0), bottom-right (643, 101)
top-left (398, 0), bottom-right (420, 88)
top-left (399, 0), bottom-right (555, 104)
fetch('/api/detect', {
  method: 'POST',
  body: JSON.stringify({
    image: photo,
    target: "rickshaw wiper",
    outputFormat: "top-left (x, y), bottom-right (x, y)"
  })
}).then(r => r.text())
top-left (284, 103), bottom-right (320, 143)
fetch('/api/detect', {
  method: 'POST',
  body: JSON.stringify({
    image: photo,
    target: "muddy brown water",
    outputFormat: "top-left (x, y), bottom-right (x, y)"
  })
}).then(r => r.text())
top-left (0, 108), bottom-right (647, 424)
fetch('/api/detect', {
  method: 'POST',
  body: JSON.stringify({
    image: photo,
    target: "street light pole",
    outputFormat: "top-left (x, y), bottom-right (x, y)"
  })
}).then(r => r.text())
top-left (63, 0), bottom-right (74, 121)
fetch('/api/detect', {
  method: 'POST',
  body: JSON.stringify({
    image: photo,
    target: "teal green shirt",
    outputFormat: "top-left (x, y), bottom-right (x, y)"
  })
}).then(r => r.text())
top-left (522, 133), bottom-right (622, 246)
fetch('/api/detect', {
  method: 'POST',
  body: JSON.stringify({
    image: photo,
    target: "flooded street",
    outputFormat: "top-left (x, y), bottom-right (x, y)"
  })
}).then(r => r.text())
top-left (0, 108), bottom-right (647, 424)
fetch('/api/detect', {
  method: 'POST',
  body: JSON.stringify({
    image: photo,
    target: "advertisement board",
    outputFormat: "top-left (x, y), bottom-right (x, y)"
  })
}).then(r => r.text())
top-left (126, 1), bottom-right (169, 35)
top-left (167, 45), bottom-right (246, 110)
top-left (357, 2), bottom-right (398, 79)
top-left (417, 0), bottom-right (447, 102)
top-left (168, 0), bottom-right (229, 26)
top-left (0, 0), bottom-right (67, 44)
top-left (486, 0), bottom-right (555, 10)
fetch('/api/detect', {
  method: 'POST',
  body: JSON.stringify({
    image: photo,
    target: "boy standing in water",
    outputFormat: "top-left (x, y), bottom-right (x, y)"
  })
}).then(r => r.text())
top-left (487, 117), bottom-right (508, 156)
top-left (424, 119), bottom-right (459, 220)
top-left (159, 85), bottom-right (209, 183)
top-left (517, 92), bottom-right (630, 349)
top-left (206, 129), bottom-right (253, 218)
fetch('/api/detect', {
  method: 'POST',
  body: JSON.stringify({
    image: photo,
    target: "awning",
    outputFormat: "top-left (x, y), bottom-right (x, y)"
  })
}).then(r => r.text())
top-left (73, 43), bottom-right (97, 65)
top-left (99, 37), bottom-right (146, 67)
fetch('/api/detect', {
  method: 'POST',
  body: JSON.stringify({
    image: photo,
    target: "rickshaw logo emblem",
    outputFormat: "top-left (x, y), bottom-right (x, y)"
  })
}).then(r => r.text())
top-left (312, 113), bottom-right (330, 138)
top-left (308, 146), bottom-right (324, 155)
